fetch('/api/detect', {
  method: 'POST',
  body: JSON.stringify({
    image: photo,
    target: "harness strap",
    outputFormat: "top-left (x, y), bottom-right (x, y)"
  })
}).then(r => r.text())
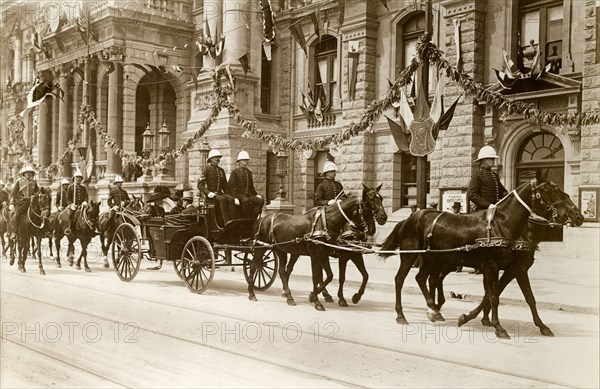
top-left (425, 213), bottom-right (444, 250)
top-left (268, 212), bottom-right (277, 243)
top-left (336, 200), bottom-right (353, 226)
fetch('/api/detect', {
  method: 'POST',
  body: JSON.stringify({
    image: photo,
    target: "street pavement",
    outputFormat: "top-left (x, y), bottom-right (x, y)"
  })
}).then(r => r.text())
top-left (288, 246), bottom-right (600, 316)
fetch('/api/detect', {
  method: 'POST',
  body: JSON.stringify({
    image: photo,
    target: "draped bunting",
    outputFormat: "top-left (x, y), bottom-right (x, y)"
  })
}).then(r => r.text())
top-left (26, 34), bottom-right (600, 176)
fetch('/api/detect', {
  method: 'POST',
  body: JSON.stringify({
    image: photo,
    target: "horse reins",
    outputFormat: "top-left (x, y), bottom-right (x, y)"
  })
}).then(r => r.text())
top-left (27, 194), bottom-right (48, 230)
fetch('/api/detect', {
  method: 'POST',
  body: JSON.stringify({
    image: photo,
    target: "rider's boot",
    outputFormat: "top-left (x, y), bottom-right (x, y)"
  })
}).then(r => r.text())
top-left (65, 211), bottom-right (74, 236)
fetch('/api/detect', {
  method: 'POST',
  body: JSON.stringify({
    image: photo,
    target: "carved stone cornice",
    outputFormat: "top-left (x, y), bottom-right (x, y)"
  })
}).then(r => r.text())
top-left (101, 46), bottom-right (126, 61)
top-left (441, 0), bottom-right (487, 17)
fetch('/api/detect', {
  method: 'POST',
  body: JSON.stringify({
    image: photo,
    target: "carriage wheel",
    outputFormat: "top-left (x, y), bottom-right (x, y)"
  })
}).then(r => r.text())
top-left (112, 223), bottom-right (142, 282)
top-left (242, 249), bottom-right (278, 291)
top-left (179, 236), bottom-right (215, 294)
top-left (173, 257), bottom-right (183, 280)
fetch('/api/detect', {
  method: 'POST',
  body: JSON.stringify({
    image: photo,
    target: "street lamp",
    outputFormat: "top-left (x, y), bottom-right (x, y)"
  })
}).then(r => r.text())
top-left (276, 147), bottom-right (288, 200)
top-left (142, 122), bottom-right (154, 158)
top-left (158, 119), bottom-right (170, 152)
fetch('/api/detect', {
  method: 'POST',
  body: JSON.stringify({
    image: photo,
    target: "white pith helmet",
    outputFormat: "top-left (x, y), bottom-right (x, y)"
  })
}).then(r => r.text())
top-left (21, 165), bottom-right (35, 175)
top-left (207, 149), bottom-right (223, 161)
top-left (236, 150), bottom-right (250, 162)
top-left (474, 145), bottom-right (499, 162)
top-left (322, 160), bottom-right (338, 174)
top-left (73, 169), bottom-right (83, 179)
top-left (61, 178), bottom-right (70, 185)
top-left (114, 175), bottom-right (124, 183)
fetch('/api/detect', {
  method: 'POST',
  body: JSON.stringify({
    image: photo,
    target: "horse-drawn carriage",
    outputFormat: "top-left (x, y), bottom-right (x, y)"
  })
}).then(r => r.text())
top-left (110, 199), bottom-right (278, 294)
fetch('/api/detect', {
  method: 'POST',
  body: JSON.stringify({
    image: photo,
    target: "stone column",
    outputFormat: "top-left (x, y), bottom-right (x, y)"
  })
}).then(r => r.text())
top-left (58, 70), bottom-right (72, 177)
top-left (13, 32), bottom-right (21, 83)
top-left (222, 0), bottom-right (248, 66)
top-left (38, 99), bottom-right (51, 185)
top-left (106, 63), bottom-right (122, 181)
top-left (203, 0), bottom-right (222, 68)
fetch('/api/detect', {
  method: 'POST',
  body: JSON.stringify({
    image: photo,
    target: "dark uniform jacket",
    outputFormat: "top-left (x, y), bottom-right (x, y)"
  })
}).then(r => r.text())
top-left (66, 183), bottom-right (89, 206)
top-left (55, 187), bottom-right (70, 208)
top-left (11, 178), bottom-right (39, 203)
top-left (181, 205), bottom-right (199, 214)
top-left (200, 164), bottom-right (231, 196)
top-left (315, 179), bottom-right (346, 207)
top-left (467, 167), bottom-right (508, 210)
top-left (229, 167), bottom-right (258, 198)
top-left (108, 187), bottom-right (130, 208)
top-left (0, 188), bottom-right (9, 205)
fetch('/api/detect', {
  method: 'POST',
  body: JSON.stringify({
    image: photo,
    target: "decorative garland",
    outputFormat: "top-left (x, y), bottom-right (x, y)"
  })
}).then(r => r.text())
top-left (34, 35), bottom-right (600, 174)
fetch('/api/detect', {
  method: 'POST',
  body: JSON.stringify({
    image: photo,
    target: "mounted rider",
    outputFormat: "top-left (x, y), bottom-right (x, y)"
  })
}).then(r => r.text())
top-left (0, 180), bottom-right (9, 211)
top-left (64, 169), bottom-right (89, 236)
top-left (55, 178), bottom-right (70, 211)
top-left (467, 146), bottom-right (508, 211)
top-left (107, 175), bottom-right (130, 210)
top-left (9, 165), bottom-right (40, 238)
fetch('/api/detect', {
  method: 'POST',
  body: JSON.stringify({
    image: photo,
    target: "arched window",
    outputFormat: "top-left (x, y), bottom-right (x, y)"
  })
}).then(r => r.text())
top-left (314, 35), bottom-right (338, 107)
top-left (395, 12), bottom-right (433, 90)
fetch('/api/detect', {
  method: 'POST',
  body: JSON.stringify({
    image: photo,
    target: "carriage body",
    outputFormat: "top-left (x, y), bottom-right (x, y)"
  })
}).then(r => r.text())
top-left (110, 201), bottom-right (278, 294)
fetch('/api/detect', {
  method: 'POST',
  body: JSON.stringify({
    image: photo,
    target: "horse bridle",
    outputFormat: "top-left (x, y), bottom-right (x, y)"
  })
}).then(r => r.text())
top-left (28, 193), bottom-right (50, 230)
top-left (81, 205), bottom-right (97, 230)
top-left (530, 179), bottom-right (577, 225)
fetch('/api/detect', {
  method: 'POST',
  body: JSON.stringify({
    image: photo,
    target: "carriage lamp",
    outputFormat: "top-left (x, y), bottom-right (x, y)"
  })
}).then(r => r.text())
top-left (142, 122), bottom-right (154, 158)
top-left (158, 119), bottom-right (170, 152)
top-left (276, 147), bottom-right (288, 200)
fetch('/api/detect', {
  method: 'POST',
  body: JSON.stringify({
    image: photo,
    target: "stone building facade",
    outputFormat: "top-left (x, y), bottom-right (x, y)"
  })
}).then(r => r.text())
top-left (0, 0), bottom-right (598, 259)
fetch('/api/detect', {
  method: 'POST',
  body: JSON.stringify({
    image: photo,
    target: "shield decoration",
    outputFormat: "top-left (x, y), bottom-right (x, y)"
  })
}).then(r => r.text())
top-left (407, 117), bottom-right (436, 157)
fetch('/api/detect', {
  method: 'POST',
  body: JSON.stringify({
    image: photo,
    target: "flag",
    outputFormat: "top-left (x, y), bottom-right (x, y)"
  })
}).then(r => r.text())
top-left (79, 144), bottom-right (94, 184)
top-left (397, 87), bottom-right (414, 127)
top-left (386, 116), bottom-right (410, 152)
top-left (289, 20), bottom-right (307, 56)
top-left (502, 48), bottom-right (519, 77)
top-left (310, 9), bottom-right (322, 41)
top-left (239, 54), bottom-right (250, 74)
top-left (262, 41), bottom-right (272, 61)
top-left (454, 19), bottom-right (462, 70)
top-left (432, 95), bottom-right (461, 139)
top-left (19, 80), bottom-right (63, 117)
top-left (76, 12), bottom-right (97, 44)
top-left (430, 73), bottom-right (445, 124)
top-left (348, 51), bottom-right (359, 100)
top-left (261, 0), bottom-right (275, 42)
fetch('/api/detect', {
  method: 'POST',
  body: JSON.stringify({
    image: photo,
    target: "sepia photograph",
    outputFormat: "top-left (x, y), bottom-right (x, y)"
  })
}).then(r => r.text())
top-left (1, 0), bottom-right (599, 387)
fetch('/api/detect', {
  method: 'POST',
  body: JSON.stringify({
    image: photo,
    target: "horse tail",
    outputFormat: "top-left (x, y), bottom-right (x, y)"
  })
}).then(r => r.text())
top-left (379, 220), bottom-right (404, 259)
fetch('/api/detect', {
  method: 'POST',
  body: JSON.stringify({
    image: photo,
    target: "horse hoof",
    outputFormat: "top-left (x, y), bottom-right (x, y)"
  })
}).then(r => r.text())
top-left (324, 296), bottom-right (334, 303)
top-left (396, 317), bottom-right (409, 325)
top-left (76, 265), bottom-right (81, 270)
top-left (434, 312), bottom-right (445, 322)
top-left (457, 314), bottom-right (468, 327)
top-left (338, 300), bottom-right (348, 307)
top-left (315, 304), bottom-right (326, 311)
top-left (481, 318), bottom-right (493, 327)
top-left (308, 293), bottom-right (316, 303)
top-left (281, 291), bottom-right (287, 297)
top-left (496, 330), bottom-right (511, 340)
top-left (40, 269), bottom-right (46, 276)
top-left (85, 267), bottom-right (91, 273)
top-left (427, 309), bottom-right (437, 323)
top-left (286, 299), bottom-right (296, 306)
top-left (103, 262), bottom-right (109, 269)
top-left (248, 295), bottom-right (258, 302)
top-left (540, 328), bottom-right (554, 337)
top-left (56, 263), bottom-right (61, 268)
top-left (19, 267), bottom-right (25, 273)
top-left (9, 259), bottom-right (14, 266)
top-left (352, 294), bottom-right (361, 304)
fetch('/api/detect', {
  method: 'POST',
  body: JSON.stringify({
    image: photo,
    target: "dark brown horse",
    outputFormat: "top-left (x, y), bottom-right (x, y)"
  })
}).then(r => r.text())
top-left (54, 202), bottom-right (101, 271)
top-left (249, 184), bottom-right (388, 310)
top-left (379, 171), bottom-right (584, 339)
top-left (283, 184), bottom-right (388, 306)
top-left (11, 188), bottom-right (52, 274)
top-left (0, 203), bottom-right (15, 261)
top-left (97, 195), bottom-right (144, 268)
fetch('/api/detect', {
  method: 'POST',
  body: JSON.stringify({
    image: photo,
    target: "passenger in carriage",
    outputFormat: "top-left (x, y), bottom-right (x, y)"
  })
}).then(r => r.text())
top-left (230, 150), bottom-right (264, 219)
top-left (199, 149), bottom-right (238, 225)
top-left (108, 175), bottom-right (130, 211)
top-left (9, 165), bottom-right (40, 238)
top-left (55, 178), bottom-right (70, 211)
top-left (0, 180), bottom-right (9, 211)
top-left (168, 191), bottom-right (183, 215)
top-left (146, 192), bottom-right (166, 217)
top-left (64, 169), bottom-right (89, 236)
top-left (180, 191), bottom-right (198, 214)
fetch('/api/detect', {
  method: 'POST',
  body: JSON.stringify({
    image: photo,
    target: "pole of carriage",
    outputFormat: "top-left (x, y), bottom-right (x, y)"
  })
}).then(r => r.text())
top-left (417, 0), bottom-right (433, 210)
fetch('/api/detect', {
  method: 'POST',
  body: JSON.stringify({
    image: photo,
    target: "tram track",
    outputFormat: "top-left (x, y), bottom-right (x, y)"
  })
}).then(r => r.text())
top-left (1, 270), bottom-right (578, 388)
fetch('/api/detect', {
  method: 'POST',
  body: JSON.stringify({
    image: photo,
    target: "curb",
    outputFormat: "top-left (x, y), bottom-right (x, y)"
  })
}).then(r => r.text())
top-left (290, 274), bottom-right (600, 316)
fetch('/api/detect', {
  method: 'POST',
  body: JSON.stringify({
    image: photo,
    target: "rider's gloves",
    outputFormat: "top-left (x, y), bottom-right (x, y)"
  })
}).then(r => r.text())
top-left (8, 204), bottom-right (14, 211)
top-left (207, 192), bottom-right (216, 199)
top-left (82, 201), bottom-right (88, 207)
top-left (112, 206), bottom-right (119, 211)
top-left (488, 204), bottom-right (496, 209)
top-left (256, 195), bottom-right (262, 199)
top-left (70, 204), bottom-right (77, 211)
top-left (327, 199), bottom-right (336, 205)
top-left (121, 201), bottom-right (126, 207)
top-left (58, 206), bottom-right (64, 211)
top-left (234, 198), bottom-right (240, 206)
